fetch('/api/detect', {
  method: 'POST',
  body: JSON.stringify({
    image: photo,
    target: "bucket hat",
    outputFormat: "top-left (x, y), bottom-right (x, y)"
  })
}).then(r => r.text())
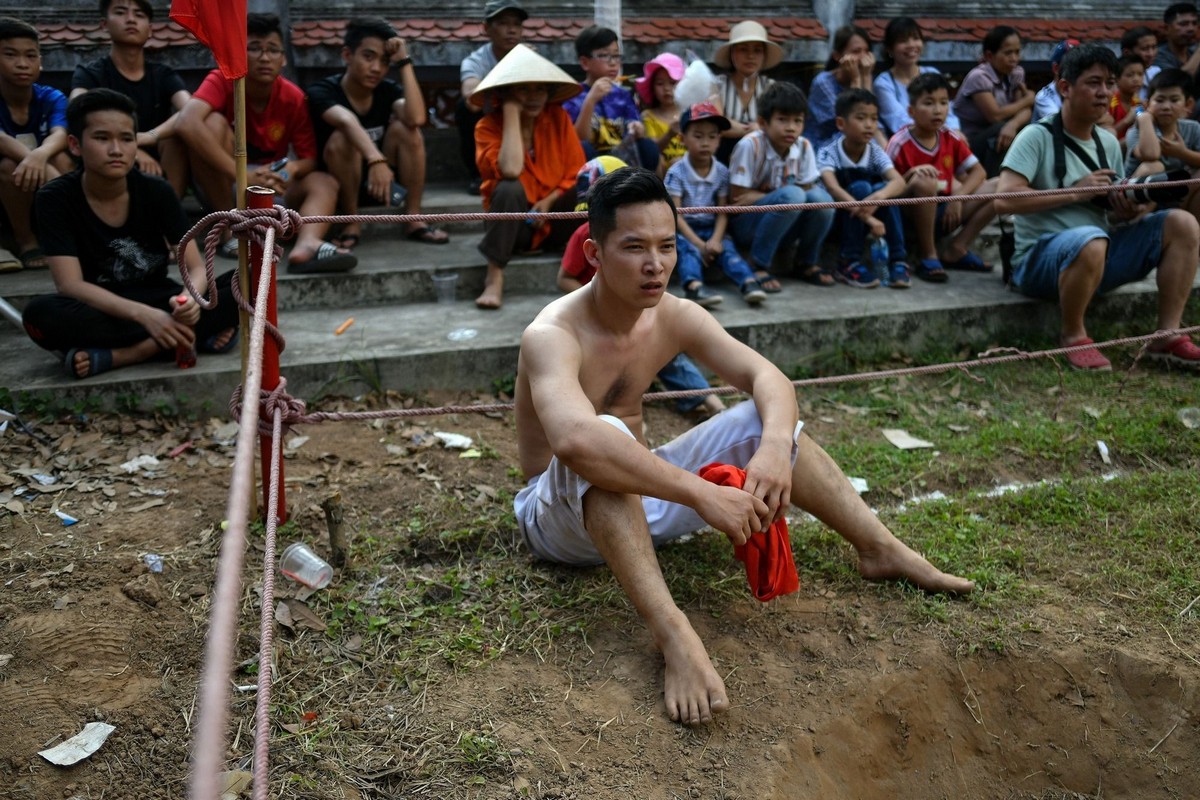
top-left (714, 21), bottom-right (784, 71)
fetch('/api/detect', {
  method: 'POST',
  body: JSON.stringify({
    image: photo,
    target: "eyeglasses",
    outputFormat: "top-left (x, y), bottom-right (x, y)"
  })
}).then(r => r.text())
top-left (589, 52), bottom-right (622, 63)
top-left (248, 45), bottom-right (284, 58)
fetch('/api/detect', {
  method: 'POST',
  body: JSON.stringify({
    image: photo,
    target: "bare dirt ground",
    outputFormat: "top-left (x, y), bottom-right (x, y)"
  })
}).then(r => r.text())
top-left (1, 393), bottom-right (1197, 800)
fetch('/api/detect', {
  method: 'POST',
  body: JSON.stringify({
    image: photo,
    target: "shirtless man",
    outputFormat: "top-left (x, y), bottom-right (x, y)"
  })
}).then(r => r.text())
top-left (513, 167), bottom-right (973, 726)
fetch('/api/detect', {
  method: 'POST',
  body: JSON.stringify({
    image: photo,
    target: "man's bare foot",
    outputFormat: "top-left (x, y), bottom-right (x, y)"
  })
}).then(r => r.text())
top-left (857, 538), bottom-right (974, 594)
top-left (475, 269), bottom-right (504, 310)
top-left (659, 618), bottom-right (729, 725)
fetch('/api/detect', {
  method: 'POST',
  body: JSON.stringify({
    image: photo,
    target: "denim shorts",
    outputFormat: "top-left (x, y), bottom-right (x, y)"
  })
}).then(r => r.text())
top-left (1013, 211), bottom-right (1168, 299)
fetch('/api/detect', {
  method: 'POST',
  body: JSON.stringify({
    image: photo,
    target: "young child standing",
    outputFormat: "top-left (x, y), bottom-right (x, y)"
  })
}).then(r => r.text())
top-left (817, 88), bottom-right (908, 289)
top-left (1110, 56), bottom-right (1147, 144)
top-left (0, 17), bottom-right (73, 272)
top-left (728, 82), bottom-right (835, 290)
top-left (636, 53), bottom-right (686, 173)
top-left (665, 102), bottom-right (768, 307)
top-left (1125, 69), bottom-right (1200, 221)
top-left (887, 73), bottom-right (996, 283)
top-left (951, 25), bottom-right (1033, 176)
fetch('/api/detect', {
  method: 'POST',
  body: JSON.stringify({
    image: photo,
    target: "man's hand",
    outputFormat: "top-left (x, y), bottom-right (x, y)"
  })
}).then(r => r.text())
top-left (386, 36), bottom-right (409, 64)
top-left (1072, 168), bottom-right (1118, 204)
top-left (1158, 132), bottom-right (1188, 160)
top-left (905, 165), bottom-right (940, 182)
top-left (587, 78), bottom-right (615, 102)
top-left (172, 294), bottom-right (201, 326)
top-left (13, 150), bottom-right (49, 192)
top-left (139, 305), bottom-right (196, 350)
top-left (703, 237), bottom-right (724, 259)
top-left (742, 443), bottom-right (792, 529)
top-left (366, 159), bottom-right (395, 204)
top-left (626, 120), bottom-right (645, 138)
top-left (997, 119), bottom-right (1022, 153)
top-left (943, 199), bottom-right (963, 231)
top-left (695, 484), bottom-right (769, 546)
top-left (249, 164), bottom-right (288, 195)
top-left (135, 148), bottom-right (163, 177)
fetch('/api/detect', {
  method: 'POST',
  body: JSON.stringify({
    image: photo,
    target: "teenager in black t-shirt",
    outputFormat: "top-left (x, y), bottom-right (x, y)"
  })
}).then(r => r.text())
top-left (22, 90), bottom-right (238, 379)
top-left (307, 16), bottom-right (448, 247)
top-left (69, 0), bottom-right (191, 197)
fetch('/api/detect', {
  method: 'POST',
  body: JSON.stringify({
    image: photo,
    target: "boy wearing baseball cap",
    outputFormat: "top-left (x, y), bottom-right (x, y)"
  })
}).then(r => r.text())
top-left (665, 102), bottom-right (767, 306)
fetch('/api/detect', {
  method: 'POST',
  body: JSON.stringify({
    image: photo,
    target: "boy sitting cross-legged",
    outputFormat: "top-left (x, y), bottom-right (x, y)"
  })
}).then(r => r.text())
top-left (728, 82), bottom-right (835, 290)
top-left (886, 72), bottom-right (997, 283)
top-left (22, 90), bottom-right (239, 379)
top-left (1125, 68), bottom-right (1200, 223)
top-left (666, 102), bottom-right (768, 307)
top-left (817, 88), bottom-right (908, 289)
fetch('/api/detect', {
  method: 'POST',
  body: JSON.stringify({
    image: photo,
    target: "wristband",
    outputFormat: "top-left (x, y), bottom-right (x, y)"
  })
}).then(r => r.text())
top-left (367, 157), bottom-right (388, 167)
top-left (394, 57), bottom-right (413, 69)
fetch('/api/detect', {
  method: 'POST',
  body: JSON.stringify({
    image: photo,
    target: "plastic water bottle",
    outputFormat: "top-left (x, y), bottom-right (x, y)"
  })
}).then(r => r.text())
top-left (869, 237), bottom-right (890, 286)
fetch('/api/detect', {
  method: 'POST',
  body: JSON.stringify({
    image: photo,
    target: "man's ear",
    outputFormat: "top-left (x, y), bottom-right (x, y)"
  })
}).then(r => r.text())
top-left (835, 116), bottom-right (846, 132)
top-left (1187, 96), bottom-right (1196, 115)
top-left (582, 236), bottom-right (601, 269)
top-left (341, 46), bottom-right (352, 66)
top-left (67, 134), bottom-right (82, 159)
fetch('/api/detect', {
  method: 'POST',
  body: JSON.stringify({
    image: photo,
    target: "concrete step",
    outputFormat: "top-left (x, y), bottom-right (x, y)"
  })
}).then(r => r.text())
top-left (2, 269), bottom-right (1191, 414)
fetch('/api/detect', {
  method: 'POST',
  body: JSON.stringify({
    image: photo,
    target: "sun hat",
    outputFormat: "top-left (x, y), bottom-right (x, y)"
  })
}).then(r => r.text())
top-left (574, 155), bottom-right (628, 211)
top-left (635, 53), bottom-right (686, 106)
top-left (471, 43), bottom-right (582, 105)
top-left (679, 101), bottom-right (731, 132)
top-left (1049, 38), bottom-right (1081, 67)
top-left (714, 21), bottom-right (784, 71)
top-left (483, 0), bottom-right (528, 23)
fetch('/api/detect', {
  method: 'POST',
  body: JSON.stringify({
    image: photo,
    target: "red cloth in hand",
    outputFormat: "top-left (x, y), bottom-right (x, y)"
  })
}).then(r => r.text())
top-left (698, 462), bottom-right (799, 602)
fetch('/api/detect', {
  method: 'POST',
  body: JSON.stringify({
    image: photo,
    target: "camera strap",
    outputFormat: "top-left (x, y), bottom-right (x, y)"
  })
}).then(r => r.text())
top-left (1038, 112), bottom-right (1109, 187)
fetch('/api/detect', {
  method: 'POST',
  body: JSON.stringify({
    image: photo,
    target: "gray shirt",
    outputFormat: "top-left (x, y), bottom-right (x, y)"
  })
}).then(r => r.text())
top-left (1124, 117), bottom-right (1200, 174)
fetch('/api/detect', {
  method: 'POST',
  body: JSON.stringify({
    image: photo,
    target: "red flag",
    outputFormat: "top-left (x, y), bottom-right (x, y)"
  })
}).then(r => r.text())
top-left (171, 0), bottom-right (247, 80)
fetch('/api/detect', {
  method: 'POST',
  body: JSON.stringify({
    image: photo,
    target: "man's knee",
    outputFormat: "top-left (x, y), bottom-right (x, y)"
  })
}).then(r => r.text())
top-left (1070, 237), bottom-right (1108, 272)
top-left (388, 118), bottom-right (422, 149)
top-left (489, 178), bottom-right (529, 210)
top-left (323, 129), bottom-right (357, 166)
top-left (907, 174), bottom-right (937, 197)
top-left (1163, 208), bottom-right (1200, 247)
top-left (846, 179), bottom-right (873, 200)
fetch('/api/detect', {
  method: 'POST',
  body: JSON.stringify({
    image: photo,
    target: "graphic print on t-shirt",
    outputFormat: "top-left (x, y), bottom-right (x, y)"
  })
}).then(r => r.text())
top-left (106, 238), bottom-right (166, 285)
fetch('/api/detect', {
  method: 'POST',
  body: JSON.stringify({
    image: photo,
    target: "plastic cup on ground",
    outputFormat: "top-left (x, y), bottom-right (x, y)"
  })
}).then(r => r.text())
top-left (432, 273), bottom-right (458, 304)
top-left (279, 542), bottom-right (333, 589)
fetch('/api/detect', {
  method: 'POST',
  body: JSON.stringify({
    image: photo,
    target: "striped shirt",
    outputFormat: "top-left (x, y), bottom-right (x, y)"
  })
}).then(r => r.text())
top-left (665, 156), bottom-right (730, 226)
top-left (729, 130), bottom-right (819, 192)
top-left (817, 135), bottom-right (894, 181)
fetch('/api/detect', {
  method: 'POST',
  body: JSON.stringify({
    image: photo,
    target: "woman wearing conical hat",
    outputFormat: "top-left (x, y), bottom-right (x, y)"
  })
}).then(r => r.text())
top-left (472, 44), bottom-right (586, 309)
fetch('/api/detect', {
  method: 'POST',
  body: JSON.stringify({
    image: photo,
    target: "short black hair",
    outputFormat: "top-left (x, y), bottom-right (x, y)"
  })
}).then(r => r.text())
top-left (1059, 43), bottom-right (1120, 84)
top-left (835, 87), bottom-right (877, 119)
top-left (906, 71), bottom-right (951, 102)
top-left (0, 16), bottom-right (38, 45)
top-left (982, 25), bottom-right (1020, 56)
top-left (1121, 25), bottom-right (1156, 52)
top-left (1165, 3), bottom-right (1198, 24)
top-left (826, 24), bottom-right (871, 70)
top-left (1116, 54), bottom-right (1146, 77)
top-left (757, 81), bottom-right (807, 121)
top-left (587, 167), bottom-right (676, 247)
top-left (1149, 67), bottom-right (1196, 98)
top-left (67, 88), bottom-right (137, 140)
top-left (247, 12), bottom-right (282, 40)
top-left (575, 24), bottom-right (617, 59)
top-left (99, 0), bottom-right (153, 19)
top-left (344, 17), bottom-right (396, 52)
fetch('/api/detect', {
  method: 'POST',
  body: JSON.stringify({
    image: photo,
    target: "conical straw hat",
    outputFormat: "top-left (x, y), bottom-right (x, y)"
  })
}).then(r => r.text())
top-left (714, 21), bottom-right (784, 71)
top-left (471, 43), bottom-right (582, 105)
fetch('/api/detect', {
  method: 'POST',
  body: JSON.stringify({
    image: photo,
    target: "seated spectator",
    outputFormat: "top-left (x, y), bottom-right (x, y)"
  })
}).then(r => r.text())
top-left (886, 73), bottom-right (997, 283)
top-left (309, 17), bottom-right (448, 249)
top-left (22, 90), bottom-right (238, 379)
top-left (71, 0), bottom-right (191, 198)
top-left (817, 88), bottom-right (909, 289)
top-left (563, 25), bottom-right (659, 168)
top-left (874, 17), bottom-right (961, 139)
top-left (806, 25), bottom-right (880, 154)
top-left (1154, 3), bottom-right (1200, 77)
top-left (1110, 56), bottom-right (1147, 144)
top-left (1121, 25), bottom-right (1160, 98)
top-left (557, 156), bottom-right (725, 421)
top-left (952, 25), bottom-right (1034, 177)
top-left (1033, 39), bottom-right (1080, 122)
top-left (712, 21), bottom-right (782, 164)
top-left (458, 0), bottom-right (527, 195)
top-left (997, 44), bottom-right (1200, 371)
top-left (473, 44), bottom-right (586, 309)
top-left (636, 53), bottom-right (686, 173)
top-left (0, 17), bottom-right (72, 272)
top-left (1125, 69), bottom-right (1200, 221)
top-left (667, 102), bottom-right (768, 307)
top-left (178, 13), bottom-right (355, 273)
top-left (729, 82), bottom-right (834, 290)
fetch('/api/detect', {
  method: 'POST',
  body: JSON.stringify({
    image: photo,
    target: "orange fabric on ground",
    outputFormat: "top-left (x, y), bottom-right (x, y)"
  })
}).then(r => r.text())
top-left (475, 105), bottom-right (585, 248)
top-left (698, 462), bottom-right (799, 602)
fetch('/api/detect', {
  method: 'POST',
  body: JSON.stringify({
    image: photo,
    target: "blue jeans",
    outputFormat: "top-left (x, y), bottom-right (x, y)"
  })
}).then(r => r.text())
top-left (837, 179), bottom-right (907, 262)
top-left (675, 222), bottom-right (756, 288)
top-left (730, 184), bottom-right (835, 270)
top-left (657, 353), bottom-right (711, 413)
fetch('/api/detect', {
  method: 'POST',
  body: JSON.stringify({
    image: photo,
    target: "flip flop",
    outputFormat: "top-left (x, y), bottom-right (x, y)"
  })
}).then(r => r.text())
top-left (287, 241), bottom-right (358, 274)
top-left (0, 246), bottom-right (19, 273)
top-left (332, 232), bottom-right (361, 250)
top-left (915, 258), bottom-right (948, 283)
top-left (199, 328), bottom-right (240, 354)
top-left (407, 226), bottom-right (450, 245)
top-left (943, 251), bottom-right (993, 272)
top-left (219, 239), bottom-right (240, 260)
top-left (64, 347), bottom-right (114, 380)
top-left (18, 247), bottom-right (48, 270)
top-left (753, 270), bottom-right (783, 293)
top-left (796, 264), bottom-right (834, 286)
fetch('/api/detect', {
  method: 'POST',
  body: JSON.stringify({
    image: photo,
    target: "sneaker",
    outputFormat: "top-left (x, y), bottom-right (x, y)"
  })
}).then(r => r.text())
top-left (1063, 338), bottom-right (1112, 371)
top-left (684, 282), bottom-right (723, 308)
top-left (834, 261), bottom-right (880, 289)
top-left (740, 279), bottom-right (768, 305)
top-left (1146, 335), bottom-right (1200, 370)
top-left (888, 261), bottom-right (911, 289)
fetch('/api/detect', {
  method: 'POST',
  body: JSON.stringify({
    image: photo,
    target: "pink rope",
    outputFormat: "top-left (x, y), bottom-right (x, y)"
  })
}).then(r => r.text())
top-left (252, 406), bottom-right (284, 800)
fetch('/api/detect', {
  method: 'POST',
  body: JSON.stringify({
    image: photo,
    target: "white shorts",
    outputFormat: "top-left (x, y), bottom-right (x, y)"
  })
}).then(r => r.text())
top-left (513, 401), bottom-right (804, 565)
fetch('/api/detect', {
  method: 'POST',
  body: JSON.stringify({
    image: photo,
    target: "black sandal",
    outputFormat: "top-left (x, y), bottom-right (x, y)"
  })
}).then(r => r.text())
top-left (796, 264), bottom-right (834, 286)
